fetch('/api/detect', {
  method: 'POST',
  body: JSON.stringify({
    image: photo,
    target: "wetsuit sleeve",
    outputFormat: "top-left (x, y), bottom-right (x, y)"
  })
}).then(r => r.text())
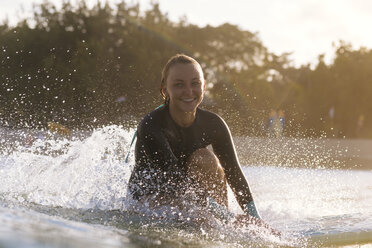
top-left (135, 116), bottom-right (178, 170)
top-left (211, 116), bottom-right (256, 212)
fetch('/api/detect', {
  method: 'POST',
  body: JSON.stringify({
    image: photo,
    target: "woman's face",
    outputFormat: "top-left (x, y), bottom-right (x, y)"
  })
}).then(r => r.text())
top-left (164, 63), bottom-right (205, 113)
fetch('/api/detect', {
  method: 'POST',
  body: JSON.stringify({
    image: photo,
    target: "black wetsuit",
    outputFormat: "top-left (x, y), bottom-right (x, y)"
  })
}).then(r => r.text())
top-left (128, 105), bottom-right (254, 210)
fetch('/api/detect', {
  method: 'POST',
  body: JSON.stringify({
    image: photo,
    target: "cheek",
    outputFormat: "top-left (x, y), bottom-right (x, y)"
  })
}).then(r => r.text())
top-left (167, 87), bottom-right (180, 97)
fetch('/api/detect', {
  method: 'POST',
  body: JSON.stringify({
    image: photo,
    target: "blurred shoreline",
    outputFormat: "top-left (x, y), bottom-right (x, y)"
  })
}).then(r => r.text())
top-left (234, 137), bottom-right (372, 170)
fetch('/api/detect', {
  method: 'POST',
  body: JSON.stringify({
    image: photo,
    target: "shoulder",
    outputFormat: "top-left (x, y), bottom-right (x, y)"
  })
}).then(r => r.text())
top-left (138, 105), bottom-right (167, 131)
top-left (197, 108), bottom-right (229, 129)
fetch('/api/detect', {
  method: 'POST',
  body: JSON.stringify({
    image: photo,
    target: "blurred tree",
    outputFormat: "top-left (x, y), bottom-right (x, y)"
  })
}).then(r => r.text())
top-left (1, 1), bottom-right (372, 138)
top-left (330, 42), bottom-right (372, 137)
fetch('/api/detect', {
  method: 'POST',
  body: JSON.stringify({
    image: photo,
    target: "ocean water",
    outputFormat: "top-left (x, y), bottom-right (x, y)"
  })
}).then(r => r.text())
top-left (0, 125), bottom-right (371, 248)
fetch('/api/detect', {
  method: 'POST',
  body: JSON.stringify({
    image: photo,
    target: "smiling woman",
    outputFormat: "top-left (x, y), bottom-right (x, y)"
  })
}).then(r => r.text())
top-left (128, 54), bottom-right (263, 223)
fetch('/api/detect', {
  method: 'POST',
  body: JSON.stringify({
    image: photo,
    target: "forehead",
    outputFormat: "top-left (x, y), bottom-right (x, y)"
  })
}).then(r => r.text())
top-left (167, 63), bottom-right (204, 80)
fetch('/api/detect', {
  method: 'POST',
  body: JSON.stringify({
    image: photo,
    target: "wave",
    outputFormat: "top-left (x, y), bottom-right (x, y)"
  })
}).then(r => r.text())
top-left (0, 125), bottom-right (135, 210)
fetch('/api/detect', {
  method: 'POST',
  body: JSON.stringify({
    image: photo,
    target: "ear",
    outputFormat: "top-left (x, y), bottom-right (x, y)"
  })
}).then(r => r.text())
top-left (203, 80), bottom-right (207, 91)
top-left (161, 87), bottom-right (168, 98)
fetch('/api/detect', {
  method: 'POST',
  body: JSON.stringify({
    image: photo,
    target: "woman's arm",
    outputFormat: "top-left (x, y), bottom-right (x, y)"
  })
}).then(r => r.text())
top-left (212, 115), bottom-right (261, 219)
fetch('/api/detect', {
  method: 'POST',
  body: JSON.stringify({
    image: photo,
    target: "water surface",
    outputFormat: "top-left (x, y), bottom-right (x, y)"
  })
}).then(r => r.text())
top-left (1, 126), bottom-right (371, 247)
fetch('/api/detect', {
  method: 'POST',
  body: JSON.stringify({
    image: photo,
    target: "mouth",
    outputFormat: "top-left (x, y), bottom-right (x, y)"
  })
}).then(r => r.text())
top-left (181, 98), bottom-right (196, 103)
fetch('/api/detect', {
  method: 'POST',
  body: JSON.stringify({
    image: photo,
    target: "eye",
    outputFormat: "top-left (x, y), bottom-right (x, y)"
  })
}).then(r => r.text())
top-left (192, 81), bottom-right (201, 86)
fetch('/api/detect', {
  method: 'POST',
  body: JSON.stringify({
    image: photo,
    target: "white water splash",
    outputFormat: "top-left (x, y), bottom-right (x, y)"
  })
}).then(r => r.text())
top-left (0, 125), bottom-right (135, 210)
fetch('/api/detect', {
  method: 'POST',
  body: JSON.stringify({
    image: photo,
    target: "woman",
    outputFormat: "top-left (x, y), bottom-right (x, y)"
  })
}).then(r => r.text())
top-left (128, 54), bottom-right (261, 221)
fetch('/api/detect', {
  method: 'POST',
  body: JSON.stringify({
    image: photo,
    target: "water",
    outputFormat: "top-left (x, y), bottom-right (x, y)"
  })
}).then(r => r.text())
top-left (1, 125), bottom-right (372, 247)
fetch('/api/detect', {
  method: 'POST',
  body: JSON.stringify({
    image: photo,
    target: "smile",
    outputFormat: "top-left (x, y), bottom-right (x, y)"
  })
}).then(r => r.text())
top-left (181, 98), bottom-right (195, 102)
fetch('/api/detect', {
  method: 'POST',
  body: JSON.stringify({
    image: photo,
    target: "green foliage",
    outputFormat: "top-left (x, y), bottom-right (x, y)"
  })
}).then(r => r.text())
top-left (1, 1), bottom-right (372, 138)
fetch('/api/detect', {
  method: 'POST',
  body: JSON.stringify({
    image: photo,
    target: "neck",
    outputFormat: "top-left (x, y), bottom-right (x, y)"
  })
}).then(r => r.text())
top-left (169, 105), bottom-right (196, 127)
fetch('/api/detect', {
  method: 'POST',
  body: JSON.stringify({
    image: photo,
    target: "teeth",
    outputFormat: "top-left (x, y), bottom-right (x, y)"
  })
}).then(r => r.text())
top-left (182, 99), bottom-right (194, 102)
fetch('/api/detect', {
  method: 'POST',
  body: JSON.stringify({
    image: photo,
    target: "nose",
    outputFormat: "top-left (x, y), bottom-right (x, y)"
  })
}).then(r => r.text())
top-left (183, 84), bottom-right (193, 96)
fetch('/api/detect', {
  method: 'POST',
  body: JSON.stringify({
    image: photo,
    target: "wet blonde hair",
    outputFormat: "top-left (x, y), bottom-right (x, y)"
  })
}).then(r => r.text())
top-left (160, 54), bottom-right (203, 105)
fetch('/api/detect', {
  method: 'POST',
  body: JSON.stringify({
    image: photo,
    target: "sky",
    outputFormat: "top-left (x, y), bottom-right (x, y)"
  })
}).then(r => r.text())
top-left (1, 0), bottom-right (372, 67)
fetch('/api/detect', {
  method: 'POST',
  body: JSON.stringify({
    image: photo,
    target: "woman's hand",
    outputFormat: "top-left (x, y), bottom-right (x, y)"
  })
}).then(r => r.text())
top-left (233, 214), bottom-right (282, 237)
